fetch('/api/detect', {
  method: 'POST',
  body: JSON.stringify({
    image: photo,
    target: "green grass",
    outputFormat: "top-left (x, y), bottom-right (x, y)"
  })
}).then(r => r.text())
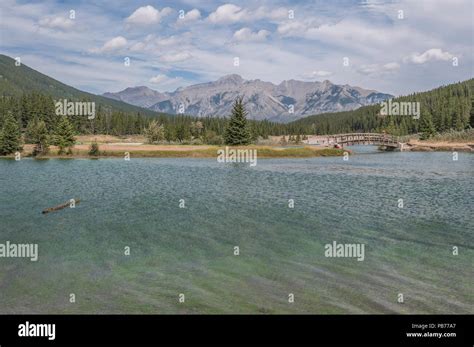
top-left (12, 146), bottom-right (345, 158)
top-left (430, 129), bottom-right (474, 142)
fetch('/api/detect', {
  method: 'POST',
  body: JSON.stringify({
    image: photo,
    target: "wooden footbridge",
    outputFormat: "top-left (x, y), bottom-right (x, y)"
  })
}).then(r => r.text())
top-left (324, 133), bottom-right (403, 149)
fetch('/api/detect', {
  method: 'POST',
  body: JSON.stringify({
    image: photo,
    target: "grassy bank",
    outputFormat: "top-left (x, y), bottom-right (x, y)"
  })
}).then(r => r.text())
top-left (97, 147), bottom-right (344, 158)
top-left (4, 144), bottom-right (345, 159)
top-left (405, 140), bottom-right (474, 152)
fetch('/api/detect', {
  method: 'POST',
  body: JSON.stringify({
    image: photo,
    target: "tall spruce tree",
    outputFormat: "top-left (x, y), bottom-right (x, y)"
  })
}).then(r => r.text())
top-left (53, 116), bottom-right (76, 154)
top-left (0, 112), bottom-right (22, 155)
top-left (224, 97), bottom-right (251, 145)
top-left (420, 110), bottom-right (436, 139)
top-left (26, 118), bottom-right (49, 156)
top-left (469, 99), bottom-right (474, 128)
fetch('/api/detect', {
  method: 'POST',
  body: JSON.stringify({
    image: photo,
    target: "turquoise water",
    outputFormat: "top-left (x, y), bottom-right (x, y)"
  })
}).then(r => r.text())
top-left (0, 150), bottom-right (473, 314)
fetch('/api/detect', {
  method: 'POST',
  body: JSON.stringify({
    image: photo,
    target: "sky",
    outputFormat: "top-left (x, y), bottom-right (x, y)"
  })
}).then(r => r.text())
top-left (0, 0), bottom-right (473, 96)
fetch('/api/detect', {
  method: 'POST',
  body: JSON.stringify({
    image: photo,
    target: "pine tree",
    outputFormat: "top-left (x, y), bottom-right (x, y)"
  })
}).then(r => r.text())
top-left (26, 118), bottom-right (49, 156)
top-left (0, 112), bottom-right (22, 155)
top-left (469, 99), bottom-right (474, 128)
top-left (164, 125), bottom-right (175, 143)
top-left (53, 116), bottom-right (75, 154)
top-left (224, 97), bottom-right (251, 145)
top-left (420, 110), bottom-right (436, 140)
top-left (175, 123), bottom-right (190, 143)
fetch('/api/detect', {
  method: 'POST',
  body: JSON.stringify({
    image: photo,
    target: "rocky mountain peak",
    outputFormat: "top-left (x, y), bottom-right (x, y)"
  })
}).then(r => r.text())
top-left (103, 75), bottom-right (393, 123)
top-left (216, 74), bottom-right (244, 85)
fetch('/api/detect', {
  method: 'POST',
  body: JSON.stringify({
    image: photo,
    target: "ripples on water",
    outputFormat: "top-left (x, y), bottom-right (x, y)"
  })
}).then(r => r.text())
top-left (0, 150), bottom-right (472, 313)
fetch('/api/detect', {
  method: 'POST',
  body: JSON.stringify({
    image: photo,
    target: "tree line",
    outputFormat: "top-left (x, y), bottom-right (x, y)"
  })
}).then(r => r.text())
top-left (290, 79), bottom-right (474, 138)
top-left (0, 92), bottom-right (287, 154)
top-left (1, 78), bottom-right (473, 155)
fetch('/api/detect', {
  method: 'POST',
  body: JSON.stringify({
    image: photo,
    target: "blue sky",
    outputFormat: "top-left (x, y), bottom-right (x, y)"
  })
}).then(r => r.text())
top-left (0, 0), bottom-right (472, 96)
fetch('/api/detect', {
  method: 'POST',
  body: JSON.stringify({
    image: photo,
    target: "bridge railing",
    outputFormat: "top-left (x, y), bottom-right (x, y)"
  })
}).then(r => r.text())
top-left (324, 133), bottom-right (400, 145)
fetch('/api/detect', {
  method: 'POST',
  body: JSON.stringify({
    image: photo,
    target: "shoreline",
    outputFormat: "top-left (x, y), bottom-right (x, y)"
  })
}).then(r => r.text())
top-left (2, 137), bottom-right (472, 159)
top-left (1, 145), bottom-right (345, 159)
top-left (402, 140), bottom-right (474, 152)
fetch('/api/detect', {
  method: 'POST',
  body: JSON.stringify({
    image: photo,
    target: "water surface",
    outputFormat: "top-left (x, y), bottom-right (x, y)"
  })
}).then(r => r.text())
top-left (0, 150), bottom-right (472, 313)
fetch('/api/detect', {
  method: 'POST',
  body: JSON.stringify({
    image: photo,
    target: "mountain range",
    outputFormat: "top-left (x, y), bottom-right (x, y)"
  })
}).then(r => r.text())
top-left (0, 54), bottom-right (393, 123)
top-left (103, 74), bottom-right (393, 122)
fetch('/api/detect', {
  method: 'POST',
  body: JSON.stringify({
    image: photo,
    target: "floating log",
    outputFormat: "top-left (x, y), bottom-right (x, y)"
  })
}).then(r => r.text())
top-left (42, 199), bottom-right (80, 214)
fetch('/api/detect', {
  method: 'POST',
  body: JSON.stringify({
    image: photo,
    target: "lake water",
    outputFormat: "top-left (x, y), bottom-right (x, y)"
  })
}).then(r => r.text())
top-left (0, 148), bottom-right (473, 313)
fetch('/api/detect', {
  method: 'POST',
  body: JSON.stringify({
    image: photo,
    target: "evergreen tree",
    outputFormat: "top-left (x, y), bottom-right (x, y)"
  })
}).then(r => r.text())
top-left (224, 97), bottom-right (251, 145)
top-left (175, 124), bottom-right (190, 143)
top-left (420, 110), bottom-right (436, 140)
top-left (164, 125), bottom-right (175, 143)
top-left (469, 99), bottom-right (474, 128)
top-left (53, 116), bottom-right (75, 154)
top-left (203, 130), bottom-right (223, 145)
top-left (386, 118), bottom-right (397, 134)
top-left (0, 112), bottom-right (22, 155)
top-left (25, 118), bottom-right (49, 156)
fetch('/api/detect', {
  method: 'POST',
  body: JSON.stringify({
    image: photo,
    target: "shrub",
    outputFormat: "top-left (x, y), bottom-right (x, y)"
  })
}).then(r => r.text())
top-left (88, 142), bottom-right (100, 156)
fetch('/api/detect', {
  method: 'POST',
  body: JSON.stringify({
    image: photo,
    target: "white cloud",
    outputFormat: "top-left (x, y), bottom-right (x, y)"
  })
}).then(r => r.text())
top-left (357, 62), bottom-right (400, 75)
top-left (129, 33), bottom-right (193, 54)
top-left (148, 74), bottom-right (185, 90)
top-left (208, 4), bottom-right (288, 24)
top-left (159, 52), bottom-right (192, 63)
top-left (125, 5), bottom-right (172, 25)
top-left (129, 41), bottom-right (146, 52)
top-left (302, 70), bottom-right (333, 79)
top-left (383, 62), bottom-right (400, 71)
top-left (90, 36), bottom-right (127, 53)
top-left (406, 48), bottom-right (454, 64)
top-left (208, 4), bottom-right (246, 24)
top-left (253, 6), bottom-right (289, 21)
top-left (277, 18), bottom-right (437, 58)
top-left (277, 21), bottom-right (308, 36)
top-left (149, 74), bottom-right (168, 84)
top-left (177, 9), bottom-right (201, 24)
top-left (2, 0), bottom-right (472, 96)
top-left (233, 28), bottom-right (270, 42)
top-left (155, 34), bottom-right (189, 46)
top-left (38, 16), bottom-right (74, 30)
top-left (357, 64), bottom-right (379, 75)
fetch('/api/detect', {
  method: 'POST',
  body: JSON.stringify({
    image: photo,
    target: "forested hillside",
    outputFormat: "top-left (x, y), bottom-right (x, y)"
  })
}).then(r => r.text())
top-left (289, 79), bottom-right (474, 136)
top-left (0, 54), bottom-right (161, 117)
